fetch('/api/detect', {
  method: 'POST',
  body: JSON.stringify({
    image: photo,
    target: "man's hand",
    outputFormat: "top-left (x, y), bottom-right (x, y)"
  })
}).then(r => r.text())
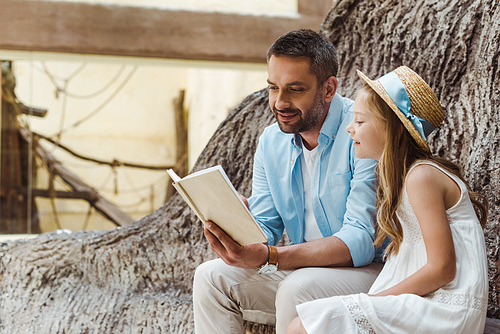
top-left (238, 193), bottom-right (249, 209)
top-left (204, 220), bottom-right (268, 269)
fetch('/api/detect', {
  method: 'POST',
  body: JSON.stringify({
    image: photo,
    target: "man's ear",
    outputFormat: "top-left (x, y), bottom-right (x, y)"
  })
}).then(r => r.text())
top-left (323, 76), bottom-right (338, 102)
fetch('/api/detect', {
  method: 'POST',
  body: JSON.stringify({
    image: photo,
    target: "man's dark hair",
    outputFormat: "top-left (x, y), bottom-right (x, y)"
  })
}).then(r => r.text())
top-left (267, 29), bottom-right (339, 84)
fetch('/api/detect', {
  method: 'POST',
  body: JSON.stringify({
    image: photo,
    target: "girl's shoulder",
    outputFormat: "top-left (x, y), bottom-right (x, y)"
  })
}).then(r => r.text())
top-left (406, 160), bottom-right (462, 210)
top-left (407, 160), bottom-right (459, 182)
top-left (406, 162), bottom-right (446, 190)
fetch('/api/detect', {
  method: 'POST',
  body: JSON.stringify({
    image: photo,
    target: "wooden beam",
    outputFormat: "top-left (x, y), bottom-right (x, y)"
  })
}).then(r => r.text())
top-left (14, 187), bottom-right (99, 202)
top-left (0, 0), bottom-right (331, 63)
top-left (18, 128), bottom-right (133, 226)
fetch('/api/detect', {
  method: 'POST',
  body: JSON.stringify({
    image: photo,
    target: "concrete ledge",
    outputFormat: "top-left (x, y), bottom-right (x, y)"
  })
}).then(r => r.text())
top-left (485, 317), bottom-right (500, 333)
top-left (0, 234), bottom-right (38, 242)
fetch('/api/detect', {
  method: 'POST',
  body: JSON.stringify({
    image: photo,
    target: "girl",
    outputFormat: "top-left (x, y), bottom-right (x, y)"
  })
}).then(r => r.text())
top-left (287, 66), bottom-right (489, 333)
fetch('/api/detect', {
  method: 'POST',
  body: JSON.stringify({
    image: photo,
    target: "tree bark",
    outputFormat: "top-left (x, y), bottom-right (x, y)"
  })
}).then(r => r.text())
top-left (0, 0), bottom-right (498, 333)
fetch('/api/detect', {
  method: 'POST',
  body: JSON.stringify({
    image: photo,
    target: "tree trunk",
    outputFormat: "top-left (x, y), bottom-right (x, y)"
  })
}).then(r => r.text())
top-left (0, 0), bottom-right (498, 333)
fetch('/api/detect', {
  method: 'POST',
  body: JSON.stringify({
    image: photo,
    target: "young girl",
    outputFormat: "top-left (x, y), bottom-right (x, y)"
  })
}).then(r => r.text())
top-left (287, 66), bottom-right (489, 333)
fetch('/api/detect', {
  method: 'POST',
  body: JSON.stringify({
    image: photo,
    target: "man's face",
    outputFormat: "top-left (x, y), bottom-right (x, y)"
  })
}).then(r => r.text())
top-left (267, 55), bottom-right (327, 136)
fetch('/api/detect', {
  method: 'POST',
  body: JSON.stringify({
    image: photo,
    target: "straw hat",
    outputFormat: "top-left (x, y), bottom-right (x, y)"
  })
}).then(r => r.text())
top-left (356, 66), bottom-right (444, 151)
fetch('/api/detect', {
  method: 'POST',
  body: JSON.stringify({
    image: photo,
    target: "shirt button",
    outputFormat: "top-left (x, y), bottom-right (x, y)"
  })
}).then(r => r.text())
top-left (332, 134), bottom-right (335, 139)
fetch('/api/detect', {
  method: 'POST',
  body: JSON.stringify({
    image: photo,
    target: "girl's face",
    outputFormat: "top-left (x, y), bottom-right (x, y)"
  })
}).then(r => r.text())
top-left (346, 89), bottom-right (387, 161)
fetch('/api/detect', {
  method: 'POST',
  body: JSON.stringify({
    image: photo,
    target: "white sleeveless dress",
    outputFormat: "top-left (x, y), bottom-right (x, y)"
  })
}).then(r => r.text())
top-left (296, 160), bottom-right (488, 333)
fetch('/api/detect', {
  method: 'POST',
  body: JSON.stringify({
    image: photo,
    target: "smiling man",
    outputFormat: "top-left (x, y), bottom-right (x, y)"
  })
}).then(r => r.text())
top-left (193, 29), bottom-right (383, 334)
top-left (267, 55), bottom-right (329, 149)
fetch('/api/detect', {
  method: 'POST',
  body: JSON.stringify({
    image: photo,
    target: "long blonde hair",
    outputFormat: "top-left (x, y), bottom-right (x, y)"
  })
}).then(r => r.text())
top-left (359, 84), bottom-right (489, 258)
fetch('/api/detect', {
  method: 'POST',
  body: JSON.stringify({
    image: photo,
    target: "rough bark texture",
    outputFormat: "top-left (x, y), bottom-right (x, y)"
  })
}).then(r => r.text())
top-left (0, 0), bottom-right (498, 333)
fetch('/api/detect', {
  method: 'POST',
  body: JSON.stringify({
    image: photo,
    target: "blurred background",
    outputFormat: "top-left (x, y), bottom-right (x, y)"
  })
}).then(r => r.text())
top-left (0, 0), bottom-right (329, 236)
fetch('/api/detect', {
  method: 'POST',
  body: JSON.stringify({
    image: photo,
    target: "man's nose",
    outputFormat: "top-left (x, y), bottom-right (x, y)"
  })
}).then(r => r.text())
top-left (275, 91), bottom-right (291, 110)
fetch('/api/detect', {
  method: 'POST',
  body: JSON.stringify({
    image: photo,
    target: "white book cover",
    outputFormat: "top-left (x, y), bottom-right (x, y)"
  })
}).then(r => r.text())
top-left (167, 166), bottom-right (267, 246)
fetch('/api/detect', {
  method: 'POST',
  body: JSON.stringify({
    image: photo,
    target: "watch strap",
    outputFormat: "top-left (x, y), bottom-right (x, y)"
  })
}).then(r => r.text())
top-left (268, 245), bottom-right (278, 266)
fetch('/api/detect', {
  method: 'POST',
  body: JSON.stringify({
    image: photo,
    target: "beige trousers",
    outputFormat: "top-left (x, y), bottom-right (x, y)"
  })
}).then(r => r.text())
top-left (193, 259), bottom-right (383, 334)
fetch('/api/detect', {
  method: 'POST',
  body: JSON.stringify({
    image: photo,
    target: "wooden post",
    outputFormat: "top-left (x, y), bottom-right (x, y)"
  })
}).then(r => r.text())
top-left (0, 61), bottom-right (2, 196)
top-left (0, 61), bottom-right (41, 234)
top-left (0, 61), bottom-right (3, 218)
top-left (174, 89), bottom-right (188, 178)
top-left (0, 61), bottom-right (26, 233)
top-left (165, 89), bottom-right (188, 202)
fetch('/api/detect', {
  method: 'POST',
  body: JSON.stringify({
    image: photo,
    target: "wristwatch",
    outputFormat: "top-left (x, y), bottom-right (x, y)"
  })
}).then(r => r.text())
top-left (258, 245), bottom-right (278, 275)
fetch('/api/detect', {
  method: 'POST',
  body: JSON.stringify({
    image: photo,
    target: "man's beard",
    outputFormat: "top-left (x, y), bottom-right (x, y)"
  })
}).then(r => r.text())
top-left (272, 92), bottom-right (326, 134)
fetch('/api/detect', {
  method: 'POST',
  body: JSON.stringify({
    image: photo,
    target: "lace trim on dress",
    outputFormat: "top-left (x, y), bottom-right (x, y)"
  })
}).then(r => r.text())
top-left (425, 292), bottom-right (488, 311)
top-left (341, 295), bottom-right (376, 334)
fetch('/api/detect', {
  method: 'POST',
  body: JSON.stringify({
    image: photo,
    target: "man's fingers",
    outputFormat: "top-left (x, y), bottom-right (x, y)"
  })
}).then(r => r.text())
top-left (204, 220), bottom-right (242, 253)
top-left (204, 220), bottom-right (223, 239)
top-left (205, 221), bottom-right (240, 251)
top-left (238, 193), bottom-right (249, 209)
top-left (204, 220), bottom-right (268, 269)
top-left (204, 226), bottom-right (223, 251)
top-left (204, 225), bottom-right (236, 265)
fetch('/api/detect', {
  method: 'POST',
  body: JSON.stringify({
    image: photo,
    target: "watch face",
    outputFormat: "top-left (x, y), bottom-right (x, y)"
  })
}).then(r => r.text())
top-left (259, 263), bottom-right (278, 275)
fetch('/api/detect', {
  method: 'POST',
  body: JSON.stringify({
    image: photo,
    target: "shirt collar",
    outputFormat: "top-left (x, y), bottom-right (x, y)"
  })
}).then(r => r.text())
top-left (319, 93), bottom-right (343, 140)
top-left (290, 93), bottom-right (344, 149)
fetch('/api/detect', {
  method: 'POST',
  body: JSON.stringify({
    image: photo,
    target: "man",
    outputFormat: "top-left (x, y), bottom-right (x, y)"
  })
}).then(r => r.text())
top-left (193, 29), bottom-right (382, 334)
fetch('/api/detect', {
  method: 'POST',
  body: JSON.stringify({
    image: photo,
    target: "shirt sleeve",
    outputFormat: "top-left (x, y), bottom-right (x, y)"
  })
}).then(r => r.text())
top-left (333, 151), bottom-right (378, 267)
top-left (247, 133), bottom-right (285, 246)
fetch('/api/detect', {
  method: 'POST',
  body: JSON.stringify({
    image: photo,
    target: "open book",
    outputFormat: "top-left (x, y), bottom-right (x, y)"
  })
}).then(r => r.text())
top-left (167, 165), bottom-right (267, 246)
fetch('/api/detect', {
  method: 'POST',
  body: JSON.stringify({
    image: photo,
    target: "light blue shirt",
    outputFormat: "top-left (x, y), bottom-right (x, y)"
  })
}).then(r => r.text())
top-left (248, 93), bottom-right (378, 267)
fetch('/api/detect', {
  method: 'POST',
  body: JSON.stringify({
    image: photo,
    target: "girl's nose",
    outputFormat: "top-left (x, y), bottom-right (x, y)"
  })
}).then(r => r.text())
top-left (346, 121), bottom-right (354, 134)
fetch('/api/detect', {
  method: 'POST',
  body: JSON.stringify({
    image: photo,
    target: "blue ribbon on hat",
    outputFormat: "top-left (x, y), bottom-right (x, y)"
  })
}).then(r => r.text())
top-left (378, 71), bottom-right (435, 141)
